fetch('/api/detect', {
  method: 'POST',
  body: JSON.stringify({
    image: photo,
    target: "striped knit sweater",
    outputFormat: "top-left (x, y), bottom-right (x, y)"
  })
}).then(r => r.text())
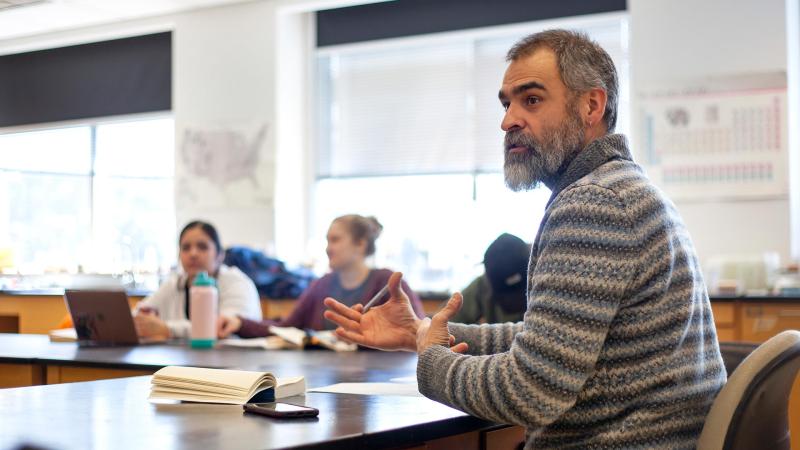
top-left (417, 134), bottom-right (726, 449)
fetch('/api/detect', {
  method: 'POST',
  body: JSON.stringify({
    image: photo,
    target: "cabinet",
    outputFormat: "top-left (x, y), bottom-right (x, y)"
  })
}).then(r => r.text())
top-left (711, 302), bottom-right (738, 341)
top-left (740, 303), bottom-right (800, 342)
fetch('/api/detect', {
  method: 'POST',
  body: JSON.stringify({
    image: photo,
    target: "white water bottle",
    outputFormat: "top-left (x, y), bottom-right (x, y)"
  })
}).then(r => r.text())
top-left (190, 271), bottom-right (218, 348)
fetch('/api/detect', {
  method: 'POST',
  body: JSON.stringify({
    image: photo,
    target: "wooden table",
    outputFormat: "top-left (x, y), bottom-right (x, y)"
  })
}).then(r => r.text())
top-left (0, 333), bottom-right (524, 449)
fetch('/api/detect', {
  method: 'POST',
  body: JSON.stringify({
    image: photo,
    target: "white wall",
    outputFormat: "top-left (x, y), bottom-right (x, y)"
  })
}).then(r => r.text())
top-left (629, 0), bottom-right (795, 265)
top-left (273, 10), bottom-right (315, 264)
top-left (0, 1), bottom-right (282, 252)
top-left (788, 0), bottom-right (800, 260)
top-left (172, 1), bottom-right (278, 250)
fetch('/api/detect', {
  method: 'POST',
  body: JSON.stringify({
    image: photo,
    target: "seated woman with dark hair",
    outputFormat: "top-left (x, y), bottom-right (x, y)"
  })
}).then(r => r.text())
top-left (134, 220), bottom-right (262, 340)
top-left (218, 214), bottom-right (425, 338)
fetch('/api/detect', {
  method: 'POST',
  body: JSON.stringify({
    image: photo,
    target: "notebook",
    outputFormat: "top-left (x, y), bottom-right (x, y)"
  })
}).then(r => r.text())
top-left (149, 366), bottom-right (306, 404)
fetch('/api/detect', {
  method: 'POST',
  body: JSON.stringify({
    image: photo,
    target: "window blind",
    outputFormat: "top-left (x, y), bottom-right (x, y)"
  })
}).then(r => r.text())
top-left (316, 18), bottom-right (629, 179)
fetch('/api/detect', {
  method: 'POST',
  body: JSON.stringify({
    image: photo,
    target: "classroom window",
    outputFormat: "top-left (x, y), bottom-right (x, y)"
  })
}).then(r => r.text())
top-left (0, 116), bottom-right (175, 276)
top-left (313, 15), bottom-right (630, 292)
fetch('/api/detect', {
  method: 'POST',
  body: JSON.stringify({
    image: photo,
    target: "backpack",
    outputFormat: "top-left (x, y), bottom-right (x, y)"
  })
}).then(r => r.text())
top-left (223, 246), bottom-right (316, 298)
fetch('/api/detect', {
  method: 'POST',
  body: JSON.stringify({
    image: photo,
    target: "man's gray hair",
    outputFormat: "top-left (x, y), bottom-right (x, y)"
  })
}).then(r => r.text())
top-left (507, 29), bottom-right (619, 133)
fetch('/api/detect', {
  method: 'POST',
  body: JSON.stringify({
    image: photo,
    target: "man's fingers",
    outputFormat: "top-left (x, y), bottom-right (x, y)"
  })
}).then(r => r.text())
top-left (353, 304), bottom-right (364, 313)
top-left (387, 272), bottom-right (406, 300)
top-left (324, 297), bottom-right (362, 322)
top-left (335, 327), bottom-right (366, 345)
top-left (450, 342), bottom-right (469, 354)
top-left (324, 310), bottom-right (362, 332)
top-left (432, 292), bottom-right (463, 325)
top-left (334, 328), bottom-right (354, 344)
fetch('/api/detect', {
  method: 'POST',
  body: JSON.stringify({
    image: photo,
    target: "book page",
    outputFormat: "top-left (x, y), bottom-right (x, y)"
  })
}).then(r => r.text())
top-left (153, 366), bottom-right (273, 390)
top-left (268, 326), bottom-right (307, 346)
top-left (275, 376), bottom-right (306, 398)
top-left (49, 328), bottom-right (78, 342)
top-left (309, 330), bottom-right (357, 352)
top-left (149, 367), bottom-right (306, 404)
top-left (218, 337), bottom-right (290, 350)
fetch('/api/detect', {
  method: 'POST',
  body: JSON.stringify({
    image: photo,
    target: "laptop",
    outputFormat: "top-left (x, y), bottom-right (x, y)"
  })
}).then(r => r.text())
top-left (64, 290), bottom-right (164, 347)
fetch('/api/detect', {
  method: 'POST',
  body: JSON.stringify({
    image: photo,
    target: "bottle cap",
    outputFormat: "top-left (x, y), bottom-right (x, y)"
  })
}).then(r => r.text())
top-left (193, 271), bottom-right (216, 287)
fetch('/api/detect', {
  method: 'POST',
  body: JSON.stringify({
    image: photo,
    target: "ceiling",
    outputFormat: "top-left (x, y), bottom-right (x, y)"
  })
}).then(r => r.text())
top-left (0, 0), bottom-right (252, 41)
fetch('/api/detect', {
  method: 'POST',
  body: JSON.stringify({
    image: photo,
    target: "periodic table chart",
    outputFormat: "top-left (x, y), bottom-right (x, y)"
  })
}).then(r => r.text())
top-left (639, 78), bottom-right (789, 200)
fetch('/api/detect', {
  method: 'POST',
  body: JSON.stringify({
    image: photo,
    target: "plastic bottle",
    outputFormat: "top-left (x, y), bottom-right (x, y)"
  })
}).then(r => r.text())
top-left (190, 271), bottom-right (218, 348)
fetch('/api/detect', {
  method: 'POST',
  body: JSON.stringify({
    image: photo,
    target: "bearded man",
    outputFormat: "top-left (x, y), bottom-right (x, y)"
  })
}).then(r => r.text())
top-left (324, 29), bottom-right (725, 449)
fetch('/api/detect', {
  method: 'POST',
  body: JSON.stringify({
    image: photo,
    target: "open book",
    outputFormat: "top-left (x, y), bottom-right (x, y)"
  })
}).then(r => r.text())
top-left (149, 366), bottom-right (306, 404)
top-left (219, 326), bottom-right (357, 352)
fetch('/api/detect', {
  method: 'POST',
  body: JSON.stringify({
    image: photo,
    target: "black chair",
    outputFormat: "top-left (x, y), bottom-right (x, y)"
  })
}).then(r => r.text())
top-left (718, 341), bottom-right (758, 376)
top-left (698, 330), bottom-right (800, 450)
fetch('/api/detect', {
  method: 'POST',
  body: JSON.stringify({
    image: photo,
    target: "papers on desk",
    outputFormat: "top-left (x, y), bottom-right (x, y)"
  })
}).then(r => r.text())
top-left (270, 326), bottom-right (308, 346)
top-left (307, 329), bottom-right (358, 352)
top-left (48, 328), bottom-right (78, 342)
top-left (218, 336), bottom-right (297, 350)
top-left (219, 327), bottom-right (357, 352)
top-left (308, 382), bottom-right (422, 397)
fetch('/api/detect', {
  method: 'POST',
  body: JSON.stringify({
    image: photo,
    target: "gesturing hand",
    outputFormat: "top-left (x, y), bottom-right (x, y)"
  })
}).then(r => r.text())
top-left (323, 272), bottom-right (421, 351)
top-left (324, 272), bottom-right (469, 355)
top-left (416, 292), bottom-right (468, 354)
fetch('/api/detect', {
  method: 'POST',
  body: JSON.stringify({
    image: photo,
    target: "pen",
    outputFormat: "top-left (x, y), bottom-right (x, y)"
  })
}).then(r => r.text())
top-left (362, 283), bottom-right (390, 313)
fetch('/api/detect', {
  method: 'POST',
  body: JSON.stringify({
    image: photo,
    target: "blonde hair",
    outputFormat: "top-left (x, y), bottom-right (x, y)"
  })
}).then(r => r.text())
top-left (333, 214), bottom-right (383, 256)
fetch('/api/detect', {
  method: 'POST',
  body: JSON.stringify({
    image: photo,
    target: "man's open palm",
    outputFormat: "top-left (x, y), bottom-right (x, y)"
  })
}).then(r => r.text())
top-left (323, 272), bottom-right (420, 351)
top-left (324, 272), bottom-right (468, 354)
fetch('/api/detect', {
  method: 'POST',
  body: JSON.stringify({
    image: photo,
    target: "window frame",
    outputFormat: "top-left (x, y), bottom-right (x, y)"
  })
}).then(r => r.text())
top-left (0, 111), bottom-right (175, 275)
top-left (307, 12), bottom-right (630, 292)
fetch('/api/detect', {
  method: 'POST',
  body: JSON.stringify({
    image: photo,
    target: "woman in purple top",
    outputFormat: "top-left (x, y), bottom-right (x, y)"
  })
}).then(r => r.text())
top-left (218, 214), bottom-right (425, 338)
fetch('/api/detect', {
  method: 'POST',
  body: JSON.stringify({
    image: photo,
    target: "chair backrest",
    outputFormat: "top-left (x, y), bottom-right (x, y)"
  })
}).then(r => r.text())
top-left (698, 330), bottom-right (800, 450)
top-left (718, 341), bottom-right (758, 377)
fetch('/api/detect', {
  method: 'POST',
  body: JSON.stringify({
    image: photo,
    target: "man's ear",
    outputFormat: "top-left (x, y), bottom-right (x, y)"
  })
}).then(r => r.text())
top-left (584, 87), bottom-right (607, 130)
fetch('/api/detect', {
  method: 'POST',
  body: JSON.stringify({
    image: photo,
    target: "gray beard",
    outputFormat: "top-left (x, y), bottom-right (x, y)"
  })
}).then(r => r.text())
top-left (503, 108), bottom-right (585, 192)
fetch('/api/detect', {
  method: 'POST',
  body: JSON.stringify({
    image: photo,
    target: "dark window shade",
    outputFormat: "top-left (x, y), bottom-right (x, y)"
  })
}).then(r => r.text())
top-left (0, 32), bottom-right (171, 128)
top-left (317, 0), bottom-right (626, 47)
